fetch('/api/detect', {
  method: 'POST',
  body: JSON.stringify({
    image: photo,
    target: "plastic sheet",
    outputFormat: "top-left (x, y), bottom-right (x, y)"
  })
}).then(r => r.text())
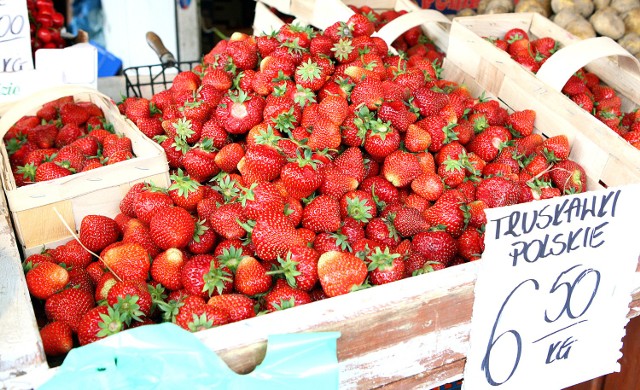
top-left (41, 323), bottom-right (340, 389)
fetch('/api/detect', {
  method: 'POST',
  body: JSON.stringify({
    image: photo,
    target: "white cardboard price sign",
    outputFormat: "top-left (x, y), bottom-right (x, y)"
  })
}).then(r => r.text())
top-left (463, 185), bottom-right (640, 390)
top-left (0, 0), bottom-right (34, 72)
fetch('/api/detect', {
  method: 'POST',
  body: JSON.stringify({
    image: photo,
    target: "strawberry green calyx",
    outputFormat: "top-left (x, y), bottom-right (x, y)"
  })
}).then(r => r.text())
top-left (148, 284), bottom-right (167, 314)
top-left (5, 137), bottom-right (25, 155)
top-left (203, 263), bottom-right (233, 297)
top-left (217, 245), bottom-right (245, 273)
top-left (292, 148), bottom-right (320, 169)
top-left (293, 84), bottom-right (316, 108)
top-left (197, 137), bottom-right (215, 152)
top-left (266, 253), bottom-right (301, 288)
top-left (272, 106), bottom-right (297, 134)
top-left (346, 196), bottom-right (373, 224)
top-left (16, 163), bottom-right (36, 183)
top-left (370, 119), bottom-right (393, 141)
top-left (169, 168), bottom-right (202, 197)
top-left (296, 59), bottom-right (322, 83)
top-left (272, 297), bottom-right (296, 311)
top-left (172, 118), bottom-right (195, 141)
top-left (172, 136), bottom-right (190, 155)
top-left (96, 306), bottom-right (126, 337)
top-left (442, 123), bottom-right (459, 145)
top-left (238, 182), bottom-right (258, 207)
top-left (367, 247), bottom-right (401, 272)
top-left (188, 313), bottom-right (214, 332)
top-left (158, 299), bottom-right (181, 323)
top-left (253, 126), bottom-right (282, 148)
top-left (413, 261), bottom-right (444, 276)
top-left (211, 172), bottom-right (240, 203)
top-left (192, 219), bottom-right (209, 243)
top-left (331, 232), bottom-right (352, 252)
top-left (281, 38), bottom-right (305, 56)
top-left (331, 38), bottom-right (354, 62)
top-left (113, 295), bottom-right (144, 326)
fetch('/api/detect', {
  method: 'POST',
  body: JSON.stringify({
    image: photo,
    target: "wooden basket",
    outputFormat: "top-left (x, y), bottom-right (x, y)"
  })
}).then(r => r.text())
top-left (446, 12), bottom-right (640, 188)
top-left (0, 86), bottom-right (170, 255)
top-left (253, 1), bottom-right (288, 35)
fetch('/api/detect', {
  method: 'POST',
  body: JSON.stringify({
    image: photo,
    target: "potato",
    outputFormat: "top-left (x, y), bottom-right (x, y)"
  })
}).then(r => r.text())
top-left (484, 0), bottom-right (515, 13)
top-left (594, 0), bottom-right (612, 9)
top-left (618, 32), bottom-right (640, 55)
top-left (477, 0), bottom-right (492, 13)
top-left (590, 7), bottom-right (626, 39)
top-left (516, 0), bottom-right (550, 16)
top-left (611, 0), bottom-right (640, 13)
top-left (566, 18), bottom-right (597, 39)
top-left (552, 9), bottom-right (584, 28)
top-left (551, 0), bottom-right (593, 15)
top-left (623, 7), bottom-right (640, 34)
top-left (457, 8), bottom-right (477, 16)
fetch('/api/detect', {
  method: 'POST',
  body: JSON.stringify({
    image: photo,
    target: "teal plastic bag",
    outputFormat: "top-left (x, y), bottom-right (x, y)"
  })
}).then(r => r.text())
top-left (41, 323), bottom-right (340, 389)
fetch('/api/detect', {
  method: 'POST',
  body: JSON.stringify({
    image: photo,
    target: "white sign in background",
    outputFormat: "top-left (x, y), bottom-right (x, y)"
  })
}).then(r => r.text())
top-left (463, 185), bottom-right (640, 390)
top-left (0, 0), bottom-right (34, 73)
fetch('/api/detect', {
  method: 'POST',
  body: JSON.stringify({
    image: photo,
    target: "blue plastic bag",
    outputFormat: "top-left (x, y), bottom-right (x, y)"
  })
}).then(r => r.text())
top-left (41, 323), bottom-right (340, 389)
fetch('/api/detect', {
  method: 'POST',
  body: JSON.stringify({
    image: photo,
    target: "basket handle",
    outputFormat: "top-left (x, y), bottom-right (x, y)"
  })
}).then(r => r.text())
top-left (146, 32), bottom-right (177, 67)
top-left (536, 36), bottom-right (640, 92)
top-left (0, 85), bottom-right (114, 139)
top-left (372, 9), bottom-right (451, 46)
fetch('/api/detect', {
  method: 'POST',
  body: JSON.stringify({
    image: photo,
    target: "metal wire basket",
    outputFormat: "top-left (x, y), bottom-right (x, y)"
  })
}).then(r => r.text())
top-left (122, 32), bottom-right (200, 98)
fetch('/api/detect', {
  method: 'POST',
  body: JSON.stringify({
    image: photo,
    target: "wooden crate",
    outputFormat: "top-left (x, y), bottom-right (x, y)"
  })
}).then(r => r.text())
top-left (0, 86), bottom-right (170, 255)
top-left (253, 1), bottom-right (288, 35)
top-left (447, 12), bottom-right (640, 187)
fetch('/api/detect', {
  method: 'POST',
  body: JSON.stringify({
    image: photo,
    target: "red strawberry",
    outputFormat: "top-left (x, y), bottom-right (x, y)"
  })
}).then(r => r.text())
top-left (207, 293), bottom-right (257, 323)
top-left (540, 135), bottom-right (570, 162)
top-left (238, 144), bottom-right (286, 184)
top-left (181, 254), bottom-right (233, 299)
top-left (350, 78), bottom-right (384, 110)
top-left (101, 242), bottom-right (151, 282)
top-left (363, 121), bottom-right (401, 161)
top-left (67, 267), bottom-right (95, 293)
top-left (167, 169), bottom-right (206, 212)
top-left (267, 246), bottom-right (319, 291)
top-left (378, 100), bottom-right (418, 132)
top-left (506, 109), bottom-right (535, 137)
top-left (151, 248), bottom-right (187, 291)
top-left (458, 228), bottom-right (485, 261)
top-left (214, 142), bottom-right (244, 173)
top-left (302, 195), bottom-right (341, 233)
top-left (60, 102), bottom-right (90, 126)
top-left (209, 202), bottom-right (247, 240)
top-left (317, 251), bottom-right (368, 297)
top-left (367, 247), bottom-right (405, 285)
top-left (550, 159), bottom-right (587, 194)
top-left (467, 125), bottom-right (512, 162)
top-left (107, 280), bottom-right (153, 323)
top-left (234, 256), bottom-right (272, 296)
top-left (263, 279), bottom-right (312, 312)
top-left (182, 140), bottom-right (221, 183)
top-left (340, 190), bottom-right (377, 224)
top-left (252, 211), bottom-right (305, 262)
top-left (412, 230), bottom-right (458, 266)
top-left (280, 150), bottom-right (323, 199)
top-left (45, 288), bottom-right (95, 332)
top-left (393, 205), bottom-right (429, 237)
top-left (50, 239), bottom-right (93, 269)
top-left (26, 262), bottom-right (69, 300)
top-left (382, 150), bottom-right (422, 187)
top-left (365, 217), bottom-right (400, 248)
top-left (35, 161), bottom-right (73, 182)
top-left (149, 206), bottom-right (196, 250)
top-left (476, 176), bottom-right (521, 208)
top-left (188, 219), bottom-right (218, 254)
top-left (77, 305), bottom-right (125, 346)
top-left (55, 124), bottom-right (85, 148)
top-left (411, 172), bottom-right (444, 201)
top-left (133, 189), bottom-right (174, 224)
top-left (79, 215), bottom-right (121, 253)
top-left (40, 321), bottom-right (73, 356)
top-left (216, 90), bottom-right (265, 135)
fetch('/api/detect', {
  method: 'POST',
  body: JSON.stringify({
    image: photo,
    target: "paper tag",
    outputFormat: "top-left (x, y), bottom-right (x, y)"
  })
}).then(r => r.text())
top-left (0, 0), bottom-right (34, 72)
top-left (463, 185), bottom-right (640, 390)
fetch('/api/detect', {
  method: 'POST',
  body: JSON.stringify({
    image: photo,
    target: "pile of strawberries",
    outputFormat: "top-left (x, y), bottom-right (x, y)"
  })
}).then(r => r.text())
top-left (28, 0), bottom-right (67, 54)
top-left (25, 15), bottom-right (588, 358)
top-left (4, 96), bottom-right (136, 187)
top-left (485, 28), bottom-right (640, 149)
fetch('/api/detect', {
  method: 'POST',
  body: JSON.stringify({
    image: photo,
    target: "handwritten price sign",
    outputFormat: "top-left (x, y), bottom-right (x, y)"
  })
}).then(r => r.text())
top-left (0, 0), bottom-right (34, 72)
top-left (463, 185), bottom-right (640, 390)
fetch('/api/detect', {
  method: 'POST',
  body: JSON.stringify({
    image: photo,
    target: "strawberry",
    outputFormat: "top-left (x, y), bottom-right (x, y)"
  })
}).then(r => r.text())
top-left (363, 120), bottom-right (401, 161)
top-left (107, 280), bottom-right (153, 323)
top-left (209, 202), bottom-right (247, 240)
top-left (241, 181), bottom-right (286, 220)
top-left (238, 144), bottom-right (286, 184)
top-left (252, 211), bottom-right (305, 262)
top-left (207, 293), bottom-right (257, 323)
top-left (234, 256), bottom-right (272, 296)
top-left (411, 172), bottom-right (444, 201)
top-left (182, 139), bottom-right (221, 183)
top-left (367, 247), bottom-right (404, 285)
top-left (280, 149), bottom-right (323, 199)
top-left (44, 288), bottom-right (95, 332)
top-left (295, 58), bottom-right (329, 91)
top-left (168, 169), bottom-right (206, 212)
top-left (55, 124), bottom-right (85, 148)
top-left (67, 267), bottom-right (94, 293)
top-left (52, 145), bottom-right (86, 172)
top-left (121, 218), bottom-right (162, 259)
top-left (35, 161), bottom-right (73, 182)
top-left (350, 78), bottom-right (384, 110)
top-left (40, 321), bottom-right (73, 356)
top-left (382, 150), bottom-right (422, 187)
top-left (267, 246), bottom-right (319, 291)
top-left (50, 239), bottom-right (93, 269)
top-left (188, 219), bottom-right (218, 254)
top-left (467, 125), bottom-right (511, 162)
top-left (263, 278), bottom-right (312, 312)
top-left (318, 94), bottom-right (349, 126)
top-left (348, 13), bottom-right (375, 37)
top-left (151, 248), bottom-right (187, 291)
top-left (101, 242), bottom-right (151, 282)
top-left (149, 206), bottom-right (196, 250)
top-left (476, 176), bottom-right (521, 208)
top-left (178, 300), bottom-right (229, 332)
top-left (79, 215), bottom-right (121, 253)
top-left (317, 251), bottom-right (368, 297)
top-left (59, 102), bottom-right (90, 126)
top-left (506, 109), bottom-right (535, 137)
top-left (360, 175), bottom-right (399, 205)
top-left (365, 217), bottom-right (400, 248)
top-left (550, 159), bottom-right (587, 194)
top-left (77, 305), bottom-right (125, 346)
top-left (25, 262), bottom-right (69, 300)
top-left (216, 90), bottom-right (265, 135)
top-left (458, 228), bottom-right (484, 261)
top-left (424, 190), bottom-right (467, 237)
top-left (339, 190), bottom-right (377, 224)
top-left (133, 189), bottom-right (174, 224)
top-left (333, 146), bottom-right (365, 184)
top-left (307, 115), bottom-right (342, 151)
top-left (215, 142), bottom-right (245, 173)
top-left (412, 230), bottom-right (458, 266)
top-left (378, 100), bottom-right (417, 132)
top-left (540, 135), bottom-right (570, 162)
top-left (181, 254), bottom-right (233, 299)
top-left (27, 123), bottom-right (58, 149)
top-left (393, 205), bottom-right (429, 237)
top-left (302, 195), bottom-right (342, 233)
